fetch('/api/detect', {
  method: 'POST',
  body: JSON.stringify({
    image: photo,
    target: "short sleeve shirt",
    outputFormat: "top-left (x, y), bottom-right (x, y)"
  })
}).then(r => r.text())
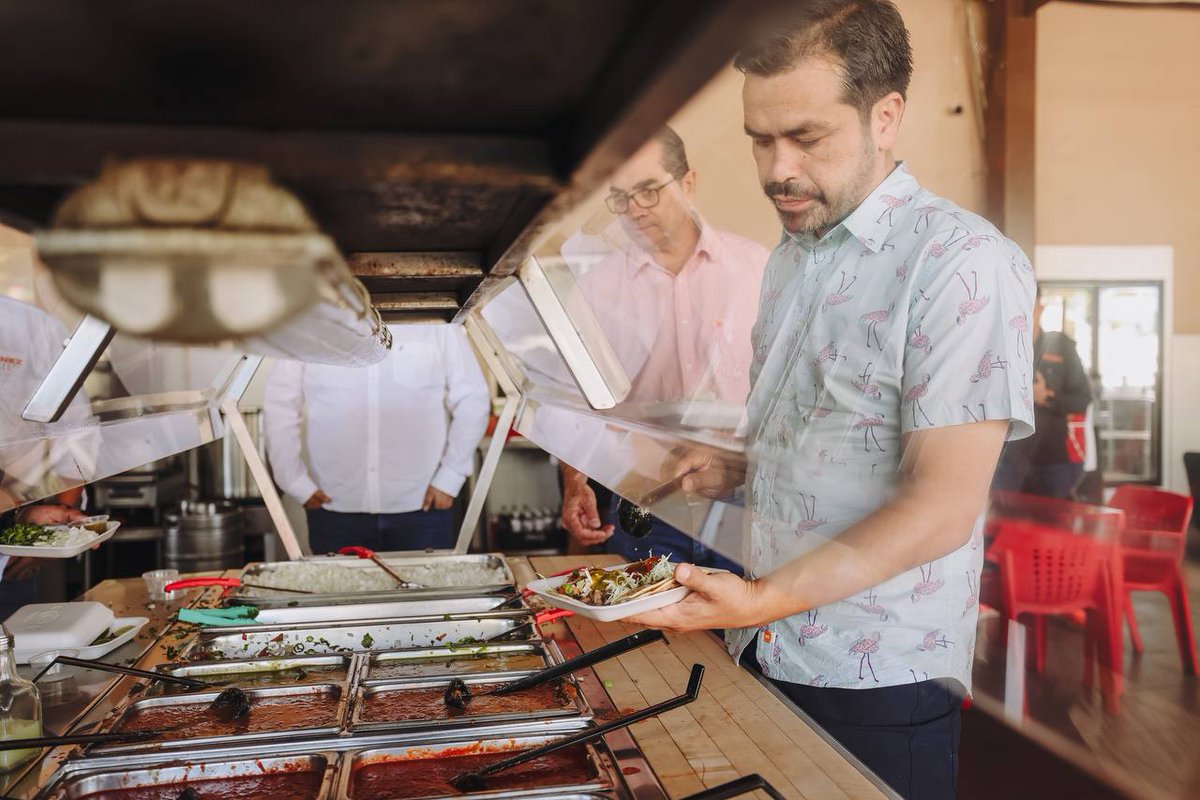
top-left (573, 224), bottom-right (768, 404)
top-left (727, 162), bottom-right (1036, 690)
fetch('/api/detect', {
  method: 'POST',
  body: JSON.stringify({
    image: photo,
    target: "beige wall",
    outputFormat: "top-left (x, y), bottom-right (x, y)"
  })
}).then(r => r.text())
top-left (1037, 2), bottom-right (1200, 334)
top-left (670, 0), bottom-right (1199, 335)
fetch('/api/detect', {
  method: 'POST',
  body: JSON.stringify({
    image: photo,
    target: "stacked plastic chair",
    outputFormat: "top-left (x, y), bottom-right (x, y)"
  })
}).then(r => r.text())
top-left (1109, 484), bottom-right (1197, 674)
top-left (985, 492), bottom-right (1127, 712)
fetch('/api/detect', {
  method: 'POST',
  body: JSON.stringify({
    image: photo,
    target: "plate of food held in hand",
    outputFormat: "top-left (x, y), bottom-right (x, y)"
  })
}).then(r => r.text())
top-left (526, 555), bottom-right (721, 622)
top-left (0, 515), bottom-right (120, 558)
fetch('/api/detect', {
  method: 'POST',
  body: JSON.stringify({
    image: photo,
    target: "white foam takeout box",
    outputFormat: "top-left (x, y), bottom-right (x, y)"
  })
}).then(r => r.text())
top-left (4, 601), bottom-right (148, 664)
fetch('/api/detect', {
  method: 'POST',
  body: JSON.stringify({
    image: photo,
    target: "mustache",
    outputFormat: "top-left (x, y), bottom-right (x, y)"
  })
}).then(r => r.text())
top-left (764, 180), bottom-right (823, 202)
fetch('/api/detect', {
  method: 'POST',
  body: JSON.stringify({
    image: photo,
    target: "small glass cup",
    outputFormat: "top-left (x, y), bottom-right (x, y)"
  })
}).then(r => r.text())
top-left (29, 648), bottom-right (80, 706)
top-left (142, 569), bottom-right (180, 602)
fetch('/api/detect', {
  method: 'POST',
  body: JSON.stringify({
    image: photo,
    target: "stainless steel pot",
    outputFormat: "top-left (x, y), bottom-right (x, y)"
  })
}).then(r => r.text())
top-left (164, 499), bottom-right (245, 572)
top-left (198, 406), bottom-right (265, 499)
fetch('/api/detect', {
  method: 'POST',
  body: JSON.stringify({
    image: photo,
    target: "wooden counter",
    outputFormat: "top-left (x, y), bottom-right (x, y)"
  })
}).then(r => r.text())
top-left (522, 556), bottom-right (890, 800)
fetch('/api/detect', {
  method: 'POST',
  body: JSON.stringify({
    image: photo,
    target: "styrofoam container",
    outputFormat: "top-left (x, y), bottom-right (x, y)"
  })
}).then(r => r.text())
top-left (65, 616), bottom-right (149, 663)
top-left (5, 601), bottom-right (114, 661)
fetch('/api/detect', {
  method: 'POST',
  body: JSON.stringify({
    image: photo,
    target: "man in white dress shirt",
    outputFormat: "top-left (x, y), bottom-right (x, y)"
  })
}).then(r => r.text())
top-left (0, 295), bottom-right (93, 617)
top-left (264, 324), bottom-right (490, 553)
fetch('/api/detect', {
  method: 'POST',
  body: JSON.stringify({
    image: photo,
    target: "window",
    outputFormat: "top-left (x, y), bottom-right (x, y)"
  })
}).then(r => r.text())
top-left (1038, 282), bottom-right (1163, 485)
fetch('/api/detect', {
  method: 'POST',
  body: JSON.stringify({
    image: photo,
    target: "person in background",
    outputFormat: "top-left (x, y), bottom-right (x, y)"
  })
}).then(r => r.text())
top-left (264, 324), bottom-right (490, 554)
top-left (993, 297), bottom-right (1093, 499)
top-left (558, 127), bottom-right (768, 573)
top-left (628, 3), bottom-right (1035, 797)
top-left (0, 295), bottom-right (94, 618)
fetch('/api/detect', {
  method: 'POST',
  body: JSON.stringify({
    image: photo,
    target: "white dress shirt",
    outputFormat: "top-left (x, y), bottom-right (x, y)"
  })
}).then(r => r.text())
top-left (263, 324), bottom-right (490, 514)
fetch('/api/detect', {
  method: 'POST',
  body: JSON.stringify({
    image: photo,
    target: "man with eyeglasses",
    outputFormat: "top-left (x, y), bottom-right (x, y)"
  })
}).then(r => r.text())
top-left (559, 127), bottom-right (768, 573)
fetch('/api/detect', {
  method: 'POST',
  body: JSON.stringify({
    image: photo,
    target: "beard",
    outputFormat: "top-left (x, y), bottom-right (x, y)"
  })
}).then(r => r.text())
top-left (765, 147), bottom-right (881, 238)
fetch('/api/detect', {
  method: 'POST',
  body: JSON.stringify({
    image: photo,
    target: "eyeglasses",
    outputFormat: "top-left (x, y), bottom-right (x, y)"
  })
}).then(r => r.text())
top-left (605, 177), bottom-right (676, 214)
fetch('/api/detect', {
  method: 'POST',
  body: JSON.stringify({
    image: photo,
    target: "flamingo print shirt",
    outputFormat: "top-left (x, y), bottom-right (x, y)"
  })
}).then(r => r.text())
top-left (727, 162), bottom-right (1036, 691)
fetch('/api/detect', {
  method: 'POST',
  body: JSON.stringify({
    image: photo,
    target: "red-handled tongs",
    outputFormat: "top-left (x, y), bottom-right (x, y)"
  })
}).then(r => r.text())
top-left (338, 545), bottom-right (424, 588)
top-left (164, 576), bottom-right (314, 595)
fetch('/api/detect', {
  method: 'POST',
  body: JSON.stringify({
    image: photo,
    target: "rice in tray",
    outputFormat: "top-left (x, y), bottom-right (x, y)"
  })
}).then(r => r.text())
top-left (242, 560), bottom-right (509, 595)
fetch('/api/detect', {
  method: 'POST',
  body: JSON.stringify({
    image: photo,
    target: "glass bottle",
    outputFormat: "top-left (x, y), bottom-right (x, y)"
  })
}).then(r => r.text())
top-left (0, 624), bottom-right (42, 772)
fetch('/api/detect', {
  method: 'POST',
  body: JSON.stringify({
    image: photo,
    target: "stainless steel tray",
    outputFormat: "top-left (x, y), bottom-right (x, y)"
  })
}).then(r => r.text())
top-left (38, 753), bottom-right (336, 800)
top-left (252, 595), bottom-right (522, 624)
top-left (365, 642), bottom-right (555, 684)
top-left (349, 671), bottom-right (590, 734)
top-left (155, 654), bottom-right (354, 694)
top-left (180, 611), bottom-right (534, 660)
top-left (32, 723), bottom-right (624, 799)
top-left (232, 553), bottom-right (516, 607)
top-left (96, 682), bottom-right (346, 753)
top-left (336, 734), bottom-right (611, 800)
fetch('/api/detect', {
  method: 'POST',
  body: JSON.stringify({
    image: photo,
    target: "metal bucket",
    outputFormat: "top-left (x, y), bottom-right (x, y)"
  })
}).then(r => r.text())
top-left (198, 406), bottom-right (265, 499)
top-left (164, 499), bottom-right (245, 572)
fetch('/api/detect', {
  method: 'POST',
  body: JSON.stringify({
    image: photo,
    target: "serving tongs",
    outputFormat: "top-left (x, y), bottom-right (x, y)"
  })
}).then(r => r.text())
top-left (475, 608), bottom-right (574, 647)
top-left (617, 468), bottom-right (701, 538)
top-left (444, 628), bottom-right (665, 709)
top-left (450, 663), bottom-right (705, 791)
top-left (338, 545), bottom-right (424, 588)
top-left (35, 656), bottom-right (254, 721)
top-left (0, 729), bottom-right (162, 751)
top-left (164, 576), bottom-right (314, 595)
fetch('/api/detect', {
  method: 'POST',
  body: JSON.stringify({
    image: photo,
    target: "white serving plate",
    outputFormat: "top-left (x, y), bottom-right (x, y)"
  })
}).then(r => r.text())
top-left (0, 520), bottom-right (120, 558)
top-left (17, 616), bottom-right (149, 664)
top-left (526, 563), bottom-right (692, 623)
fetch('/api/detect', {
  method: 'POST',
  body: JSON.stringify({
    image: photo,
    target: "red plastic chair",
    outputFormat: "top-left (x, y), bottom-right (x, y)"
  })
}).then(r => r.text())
top-left (1109, 484), bottom-right (1197, 674)
top-left (986, 519), bottom-right (1124, 710)
top-left (982, 491), bottom-right (1126, 625)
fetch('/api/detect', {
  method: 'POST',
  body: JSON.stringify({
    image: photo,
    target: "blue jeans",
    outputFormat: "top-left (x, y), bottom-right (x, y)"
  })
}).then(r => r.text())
top-left (603, 498), bottom-right (743, 576)
top-left (306, 508), bottom-right (454, 554)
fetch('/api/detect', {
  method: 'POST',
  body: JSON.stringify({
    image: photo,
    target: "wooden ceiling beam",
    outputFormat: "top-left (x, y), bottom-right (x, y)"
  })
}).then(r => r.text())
top-left (985, 0), bottom-right (1039, 256)
top-left (458, 0), bottom-right (793, 319)
top-left (0, 121), bottom-right (560, 192)
top-left (347, 251), bottom-right (483, 279)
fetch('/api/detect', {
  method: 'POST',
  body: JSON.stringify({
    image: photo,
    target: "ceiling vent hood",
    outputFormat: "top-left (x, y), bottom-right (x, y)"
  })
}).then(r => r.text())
top-left (34, 158), bottom-right (390, 364)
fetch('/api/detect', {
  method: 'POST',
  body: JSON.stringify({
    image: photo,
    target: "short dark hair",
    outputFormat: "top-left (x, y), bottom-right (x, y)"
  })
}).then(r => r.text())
top-left (654, 126), bottom-right (690, 180)
top-left (734, 0), bottom-right (913, 119)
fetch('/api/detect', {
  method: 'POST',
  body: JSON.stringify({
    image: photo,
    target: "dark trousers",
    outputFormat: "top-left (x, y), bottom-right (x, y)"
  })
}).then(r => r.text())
top-left (0, 573), bottom-right (37, 622)
top-left (602, 497), bottom-right (742, 575)
top-left (742, 644), bottom-right (962, 800)
top-left (306, 508), bottom-right (454, 554)
top-left (993, 457), bottom-right (1084, 500)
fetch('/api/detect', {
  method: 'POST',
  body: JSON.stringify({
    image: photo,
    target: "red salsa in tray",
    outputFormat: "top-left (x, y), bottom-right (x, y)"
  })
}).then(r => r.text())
top-left (350, 744), bottom-right (598, 799)
top-left (76, 770), bottom-right (324, 800)
top-left (116, 692), bottom-right (339, 741)
top-left (360, 681), bottom-right (572, 723)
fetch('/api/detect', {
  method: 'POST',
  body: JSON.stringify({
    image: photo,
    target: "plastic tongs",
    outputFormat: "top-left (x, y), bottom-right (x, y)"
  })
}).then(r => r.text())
top-left (480, 608), bottom-right (575, 644)
top-left (164, 576), bottom-right (314, 595)
top-left (338, 545), bottom-right (424, 588)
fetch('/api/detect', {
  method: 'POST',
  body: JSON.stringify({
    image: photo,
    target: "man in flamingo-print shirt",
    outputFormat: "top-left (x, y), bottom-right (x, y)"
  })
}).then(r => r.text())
top-left (628, 3), bottom-right (1035, 797)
